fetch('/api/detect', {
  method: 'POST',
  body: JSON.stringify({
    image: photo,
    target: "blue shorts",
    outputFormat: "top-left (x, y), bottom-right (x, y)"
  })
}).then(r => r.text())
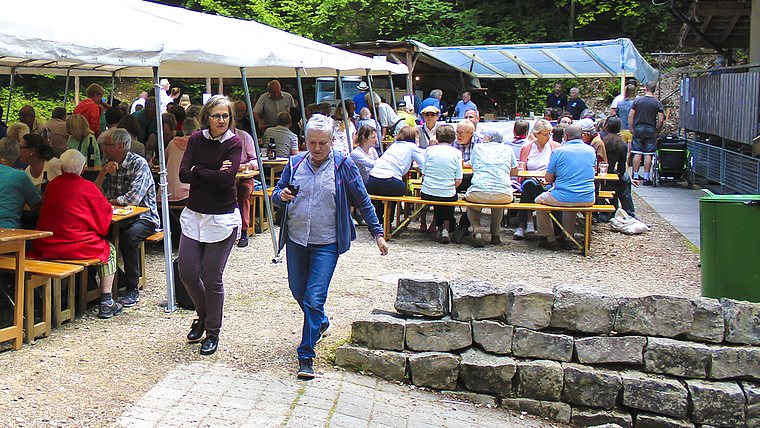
top-left (631, 125), bottom-right (657, 155)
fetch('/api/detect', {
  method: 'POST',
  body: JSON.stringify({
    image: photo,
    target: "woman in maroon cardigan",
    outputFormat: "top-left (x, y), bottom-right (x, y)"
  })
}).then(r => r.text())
top-left (177, 95), bottom-right (242, 356)
top-left (32, 149), bottom-right (122, 319)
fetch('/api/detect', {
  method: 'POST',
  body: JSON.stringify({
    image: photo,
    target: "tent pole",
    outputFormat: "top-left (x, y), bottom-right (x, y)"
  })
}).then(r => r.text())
top-left (620, 70), bottom-right (625, 97)
top-left (388, 72), bottom-right (396, 110)
top-left (240, 67), bottom-right (278, 259)
top-left (295, 68), bottom-right (307, 142)
top-left (366, 70), bottom-right (382, 154)
top-left (63, 68), bottom-right (71, 113)
top-left (5, 68), bottom-right (14, 123)
top-left (110, 72), bottom-right (116, 105)
top-left (336, 71), bottom-right (353, 153)
top-left (153, 66), bottom-right (176, 313)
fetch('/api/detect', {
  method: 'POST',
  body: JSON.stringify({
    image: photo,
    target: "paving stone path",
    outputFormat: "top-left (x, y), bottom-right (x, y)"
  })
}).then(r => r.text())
top-left (116, 362), bottom-right (558, 428)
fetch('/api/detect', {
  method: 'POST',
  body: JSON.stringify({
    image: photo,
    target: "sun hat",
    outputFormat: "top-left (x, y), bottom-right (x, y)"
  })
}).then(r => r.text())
top-left (357, 81), bottom-right (369, 91)
top-left (420, 105), bottom-right (440, 115)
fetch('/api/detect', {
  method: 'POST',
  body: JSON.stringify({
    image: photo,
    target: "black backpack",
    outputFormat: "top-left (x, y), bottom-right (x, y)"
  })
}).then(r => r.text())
top-left (173, 258), bottom-right (195, 310)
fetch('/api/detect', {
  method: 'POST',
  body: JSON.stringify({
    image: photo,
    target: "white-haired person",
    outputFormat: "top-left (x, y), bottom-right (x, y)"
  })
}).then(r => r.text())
top-left (0, 137), bottom-right (42, 228)
top-left (465, 127), bottom-right (517, 247)
top-left (514, 119), bottom-right (561, 239)
top-left (176, 95), bottom-right (243, 356)
top-left (272, 114), bottom-right (388, 379)
top-left (31, 149), bottom-right (121, 318)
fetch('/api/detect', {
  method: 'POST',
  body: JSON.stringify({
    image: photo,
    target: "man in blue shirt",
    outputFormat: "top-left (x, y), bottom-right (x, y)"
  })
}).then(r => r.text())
top-left (352, 81), bottom-right (369, 116)
top-left (453, 92), bottom-right (478, 119)
top-left (534, 124), bottom-right (596, 250)
top-left (420, 89), bottom-right (448, 118)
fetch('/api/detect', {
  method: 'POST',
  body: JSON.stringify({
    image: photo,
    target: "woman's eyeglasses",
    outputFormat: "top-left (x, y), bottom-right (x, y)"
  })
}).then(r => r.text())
top-left (209, 114), bottom-right (230, 121)
top-left (423, 112), bottom-right (439, 117)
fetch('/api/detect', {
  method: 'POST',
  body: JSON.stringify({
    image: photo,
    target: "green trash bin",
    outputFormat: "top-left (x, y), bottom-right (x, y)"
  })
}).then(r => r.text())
top-left (700, 193), bottom-right (760, 302)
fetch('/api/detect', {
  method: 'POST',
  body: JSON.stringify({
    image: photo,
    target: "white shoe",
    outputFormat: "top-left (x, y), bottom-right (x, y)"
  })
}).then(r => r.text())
top-left (513, 227), bottom-right (525, 240)
top-left (525, 222), bottom-right (535, 234)
top-left (440, 229), bottom-right (450, 244)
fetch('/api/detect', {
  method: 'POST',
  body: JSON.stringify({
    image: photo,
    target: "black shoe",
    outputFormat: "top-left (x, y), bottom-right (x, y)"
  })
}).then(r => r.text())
top-left (297, 358), bottom-right (315, 379)
top-left (538, 237), bottom-right (562, 251)
top-left (119, 290), bottom-right (139, 308)
top-left (98, 301), bottom-right (123, 319)
top-left (643, 179), bottom-right (653, 186)
top-left (200, 335), bottom-right (218, 355)
top-left (237, 234), bottom-right (249, 247)
top-left (450, 227), bottom-right (469, 244)
top-left (187, 318), bottom-right (205, 343)
top-left (316, 319), bottom-right (331, 344)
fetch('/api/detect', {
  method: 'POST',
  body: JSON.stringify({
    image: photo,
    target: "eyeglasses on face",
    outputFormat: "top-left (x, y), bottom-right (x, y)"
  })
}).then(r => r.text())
top-left (209, 114), bottom-right (230, 121)
top-left (423, 112), bottom-right (439, 117)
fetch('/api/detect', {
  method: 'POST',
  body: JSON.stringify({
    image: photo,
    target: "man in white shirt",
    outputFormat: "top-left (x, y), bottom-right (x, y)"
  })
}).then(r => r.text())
top-left (158, 80), bottom-right (173, 114)
top-left (130, 92), bottom-right (148, 114)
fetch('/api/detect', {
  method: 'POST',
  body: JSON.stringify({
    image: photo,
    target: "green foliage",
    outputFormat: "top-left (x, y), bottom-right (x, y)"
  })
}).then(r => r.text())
top-left (0, 87), bottom-right (65, 124)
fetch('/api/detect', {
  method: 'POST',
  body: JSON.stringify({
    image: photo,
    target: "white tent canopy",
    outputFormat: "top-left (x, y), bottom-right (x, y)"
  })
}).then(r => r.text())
top-left (0, 0), bottom-right (408, 78)
top-left (411, 38), bottom-right (658, 84)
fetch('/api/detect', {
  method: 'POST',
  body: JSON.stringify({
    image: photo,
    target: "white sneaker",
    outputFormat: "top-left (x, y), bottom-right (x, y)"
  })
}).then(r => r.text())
top-left (525, 222), bottom-right (535, 234)
top-left (440, 229), bottom-right (450, 244)
top-left (513, 227), bottom-right (525, 240)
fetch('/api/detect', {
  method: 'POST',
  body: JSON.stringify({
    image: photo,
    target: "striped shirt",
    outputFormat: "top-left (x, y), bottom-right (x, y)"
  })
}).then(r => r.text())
top-left (102, 151), bottom-right (160, 226)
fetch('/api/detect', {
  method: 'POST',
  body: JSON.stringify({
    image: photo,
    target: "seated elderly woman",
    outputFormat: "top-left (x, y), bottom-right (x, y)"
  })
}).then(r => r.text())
top-left (465, 128), bottom-right (517, 247)
top-left (32, 150), bottom-right (122, 318)
top-left (420, 125), bottom-right (462, 244)
top-left (514, 119), bottom-right (561, 239)
top-left (365, 126), bottom-right (425, 225)
top-left (0, 137), bottom-right (42, 228)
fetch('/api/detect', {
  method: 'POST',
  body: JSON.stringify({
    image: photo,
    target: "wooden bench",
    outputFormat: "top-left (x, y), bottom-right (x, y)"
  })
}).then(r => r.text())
top-left (51, 258), bottom-right (104, 316)
top-left (369, 195), bottom-right (615, 256)
top-left (140, 231), bottom-right (164, 289)
top-left (250, 187), bottom-right (275, 235)
top-left (0, 257), bottom-right (83, 342)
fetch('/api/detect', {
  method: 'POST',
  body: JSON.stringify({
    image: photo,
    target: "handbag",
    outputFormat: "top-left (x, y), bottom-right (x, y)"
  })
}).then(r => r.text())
top-left (610, 208), bottom-right (650, 235)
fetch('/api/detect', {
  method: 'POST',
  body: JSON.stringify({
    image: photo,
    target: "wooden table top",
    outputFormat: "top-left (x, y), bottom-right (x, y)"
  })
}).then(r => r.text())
top-left (517, 170), bottom-right (619, 181)
top-left (111, 206), bottom-right (149, 223)
top-left (0, 229), bottom-right (53, 243)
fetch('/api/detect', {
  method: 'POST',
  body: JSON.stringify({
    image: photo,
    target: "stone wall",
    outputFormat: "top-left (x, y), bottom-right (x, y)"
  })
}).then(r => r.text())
top-left (335, 278), bottom-right (760, 428)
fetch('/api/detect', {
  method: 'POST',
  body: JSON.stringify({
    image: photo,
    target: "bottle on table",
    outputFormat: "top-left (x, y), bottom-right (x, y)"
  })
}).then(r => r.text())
top-left (87, 137), bottom-right (95, 168)
top-left (267, 137), bottom-right (277, 160)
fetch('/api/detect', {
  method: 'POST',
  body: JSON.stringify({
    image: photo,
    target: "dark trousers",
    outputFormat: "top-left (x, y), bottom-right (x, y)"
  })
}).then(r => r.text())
top-left (602, 173), bottom-right (636, 217)
top-left (177, 228), bottom-right (237, 337)
top-left (421, 192), bottom-right (457, 230)
top-left (455, 176), bottom-right (472, 230)
top-left (365, 176), bottom-right (407, 224)
top-left (237, 178), bottom-right (254, 231)
top-left (518, 179), bottom-right (546, 222)
top-left (120, 219), bottom-right (155, 292)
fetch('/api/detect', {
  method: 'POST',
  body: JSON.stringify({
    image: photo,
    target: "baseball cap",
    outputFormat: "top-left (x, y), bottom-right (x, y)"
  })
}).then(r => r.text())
top-left (357, 81), bottom-right (369, 91)
top-left (578, 118), bottom-right (596, 133)
top-left (397, 100), bottom-right (407, 109)
top-left (420, 105), bottom-right (440, 115)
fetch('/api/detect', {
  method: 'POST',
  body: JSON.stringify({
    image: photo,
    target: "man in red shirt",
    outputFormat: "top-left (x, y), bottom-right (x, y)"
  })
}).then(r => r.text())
top-left (73, 83), bottom-right (109, 138)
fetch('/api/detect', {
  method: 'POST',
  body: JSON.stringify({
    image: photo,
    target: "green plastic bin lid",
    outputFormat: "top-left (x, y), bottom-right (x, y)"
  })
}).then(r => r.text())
top-left (699, 194), bottom-right (760, 203)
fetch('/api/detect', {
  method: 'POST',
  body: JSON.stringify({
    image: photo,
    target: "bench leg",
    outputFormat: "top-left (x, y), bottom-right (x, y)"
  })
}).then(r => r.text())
top-left (24, 275), bottom-right (51, 343)
top-left (383, 201), bottom-right (392, 239)
top-left (548, 212), bottom-right (583, 251)
top-left (52, 277), bottom-right (75, 328)
top-left (584, 212), bottom-right (592, 256)
top-left (139, 241), bottom-right (146, 290)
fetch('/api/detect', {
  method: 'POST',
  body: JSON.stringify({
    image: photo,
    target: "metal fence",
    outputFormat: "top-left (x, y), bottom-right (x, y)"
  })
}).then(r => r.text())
top-left (688, 139), bottom-right (760, 194)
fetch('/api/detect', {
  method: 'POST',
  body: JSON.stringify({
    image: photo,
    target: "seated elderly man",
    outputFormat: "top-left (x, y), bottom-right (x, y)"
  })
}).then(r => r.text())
top-left (44, 107), bottom-right (70, 157)
top-left (32, 150), bottom-right (122, 318)
top-left (535, 124), bottom-right (597, 250)
top-left (0, 137), bottom-right (42, 228)
top-left (262, 111), bottom-right (299, 157)
top-left (463, 109), bottom-right (484, 144)
top-left (465, 128), bottom-right (517, 247)
top-left (578, 118), bottom-right (607, 164)
top-left (94, 128), bottom-right (159, 307)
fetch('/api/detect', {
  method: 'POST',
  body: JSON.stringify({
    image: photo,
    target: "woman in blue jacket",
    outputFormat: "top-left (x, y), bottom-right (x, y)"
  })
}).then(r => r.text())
top-left (272, 114), bottom-right (389, 379)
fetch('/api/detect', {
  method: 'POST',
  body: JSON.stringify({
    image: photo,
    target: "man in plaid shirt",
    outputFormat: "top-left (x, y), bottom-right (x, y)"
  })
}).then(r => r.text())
top-left (95, 129), bottom-right (159, 308)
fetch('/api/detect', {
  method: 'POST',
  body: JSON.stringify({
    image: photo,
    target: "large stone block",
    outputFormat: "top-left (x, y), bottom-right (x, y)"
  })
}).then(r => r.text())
top-left (458, 348), bottom-right (516, 395)
top-left (561, 363), bottom-right (621, 409)
top-left (686, 297), bottom-right (724, 343)
top-left (408, 352), bottom-right (459, 390)
top-left (634, 413), bottom-right (695, 428)
top-left (350, 314), bottom-right (406, 351)
top-left (550, 285), bottom-right (618, 334)
top-left (440, 390), bottom-right (497, 407)
top-left (394, 277), bottom-right (450, 317)
top-left (722, 298), bottom-right (760, 346)
top-left (614, 295), bottom-right (693, 338)
top-left (472, 320), bottom-right (514, 355)
top-left (643, 338), bottom-right (712, 378)
top-left (570, 407), bottom-right (633, 428)
top-left (501, 398), bottom-right (571, 424)
top-left (512, 327), bottom-right (573, 361)
top-left (516, 359), bottom-right (563, 401)
top-left (620, 370), bottom-right (688, 418)
top-left (742, 382), bottom-right (760, 428)
top-left (450, 280), bottom-right (508, 321)
top-left (334, 344), bottom-right (407, 382)
top-left (405, 318), bottom-right (472, 352)
top-left (711, 345), bottom-right (760, 381)
top-left (504, 287), bottom-right (554, 330)
top-left (574, 336), bottom-right (646, 365)
top-left (686, 379), bottom-right (745, 427)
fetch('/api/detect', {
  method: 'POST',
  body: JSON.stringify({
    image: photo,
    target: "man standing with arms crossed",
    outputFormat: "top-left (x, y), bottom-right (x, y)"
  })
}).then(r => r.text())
top-left (628, 81), bottom-right (664, 186)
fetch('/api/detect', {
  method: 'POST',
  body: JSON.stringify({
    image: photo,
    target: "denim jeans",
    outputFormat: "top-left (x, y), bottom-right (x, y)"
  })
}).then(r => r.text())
top-left (286, 238), bottom-right (338, 360)
top-left (120, 218), bottom-right (155, 292)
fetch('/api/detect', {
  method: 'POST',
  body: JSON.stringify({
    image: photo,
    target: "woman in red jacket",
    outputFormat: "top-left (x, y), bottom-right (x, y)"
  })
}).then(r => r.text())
top-left (31, 149), bottom-right (122, 319)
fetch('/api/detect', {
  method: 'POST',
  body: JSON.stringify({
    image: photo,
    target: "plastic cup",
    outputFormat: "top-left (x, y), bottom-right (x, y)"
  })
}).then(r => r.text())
top-left (517, 161), bottom-right (526, 172)
top-left (598, 163), bottom-right (609, 175)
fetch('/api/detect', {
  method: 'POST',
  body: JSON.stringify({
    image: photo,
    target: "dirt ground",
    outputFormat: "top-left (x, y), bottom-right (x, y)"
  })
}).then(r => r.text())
top-left (0, 193), bottom-right (700, 427)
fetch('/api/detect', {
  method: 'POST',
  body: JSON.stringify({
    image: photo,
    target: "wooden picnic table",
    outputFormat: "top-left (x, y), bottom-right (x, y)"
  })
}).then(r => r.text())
top-left (110, 206), bottom-right (149, 285)
top-left (0, 228), bottom-right (53, 350)
top-left (517, 170), bottom-right (620, 181)
top-left (262, 158), bottom-right (289, 187)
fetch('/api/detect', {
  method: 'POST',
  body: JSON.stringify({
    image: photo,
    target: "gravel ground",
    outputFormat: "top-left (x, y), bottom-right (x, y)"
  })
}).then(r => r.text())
top-left (0, 192), bottom-right (700, 427)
